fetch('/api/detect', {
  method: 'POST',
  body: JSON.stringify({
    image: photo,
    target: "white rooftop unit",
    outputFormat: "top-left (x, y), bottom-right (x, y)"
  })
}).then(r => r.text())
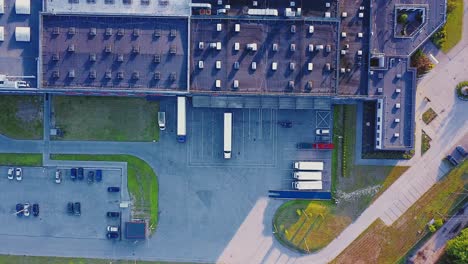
top-left (325, 63), bottom-right (331, 71)
top-left (198, 61), bottom-right (204, 69)
top-left (198, 42), bottom-right (204, 50)
top-left (395, 103), bottom-right (401, 109)
top-left (315, 45), bottom-right (324, 51)
top-left (308, 63), bottom-right (313, 71)
top-left (394, 133), bottom-right (400, 138)
top-left (395, 118), bottom-right (400, 123)
top-left (272, 43), bottom-right (278, 51)
top-left (15, 0), bottom-right (30, 15)
top-left (325, 12), bottom-right (331, 18)
top-left (309, 25), bottom-right (314, 34)
top-left (247, 8), bottom-right (278, 16)
top-left (342, 12), bottom-right (347, 18)
top-left (357, 50), bottom-right (363, 55)
top-left (209, 42), bottom-right (217, 49)
top-left (289, 62), bottom-right (295, 70)
top-left (341, 32), bottom-right (347, 38)
top-left (290, 43), bottom-right (296, 51)
top-left (234, 61), bottom-right (240, 69)
top-left (235, 24), bottom-right (240, 32)
top-left (341, 50), bottom-right (347, 55)
top-left (358, 32), bottom-right (363, 38)
top-left (233, 80), bottom-right (239, 88)
top-left (234, 42), bottom-right (240, 51)
top-left (272, 62), bottom-right (278, 71)
top-left (0, 27), bottom-right (4, 42)
top-left (15, 27), bottom-right (30, 42)
top-left (216, 23), bottom-right (222, 32)
top-left (359, 6), bottom-right (365, 10)
top-left (247, 43), bottom-right (257, 51)
top-left (251, 62), bottom-right (257, 70)
top-left (290, 25), bottom-right (296, 33)
top-left (396, 88), bottom-right (401, 93)
top-left (0, 0), bottom-right (4, 14)
top-left (358, 12), bottom-right (364, 18)
top-left (285, 8), bottom-right (295, 17)
top-left (308, 44), bottom-right (314, 52)
top-left (216, 80), bottom-right (221, 88)
top-left (325, 2), bottom-right (330, 8)
top-left (216, 60), bottom-right (221, 69)
top-left (340, 68), bottom-right (346, 73)
top-left (216, 42), bottom-right (222, 50)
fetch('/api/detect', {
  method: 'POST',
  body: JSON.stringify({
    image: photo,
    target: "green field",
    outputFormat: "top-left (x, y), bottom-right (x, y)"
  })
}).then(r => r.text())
top-left (51, 154), bottom-right (158, 232)
top-left (53, 96), bottom-right (159, 142)
top-left (442, 0), bottom-right (464, 52)
top-left (0, 95), bottom-right (43, 139)
top-left (332, 161), bottom-right (468, 263)
top-left (0, 153), bottom-right (42, 166)
top-left (0, 255), bottom-right (199, 264)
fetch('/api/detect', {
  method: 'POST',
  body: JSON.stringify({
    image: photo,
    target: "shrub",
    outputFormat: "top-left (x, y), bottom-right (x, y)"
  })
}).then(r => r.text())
top-left (446, 228), bottom-right (468, 263)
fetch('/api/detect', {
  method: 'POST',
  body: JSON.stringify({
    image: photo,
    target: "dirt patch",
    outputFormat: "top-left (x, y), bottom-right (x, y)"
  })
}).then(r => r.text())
top-left (16, 97), bottom-right (43, 123)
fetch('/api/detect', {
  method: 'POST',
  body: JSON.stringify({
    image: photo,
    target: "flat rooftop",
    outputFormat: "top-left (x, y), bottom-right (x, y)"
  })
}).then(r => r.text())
top-left (370, 58), bottom-right (415, 150)
top-left (0, 0), bottom-right (41, 88)
top-left (44, 0), bottom-right (191, 17)
top-left (371, 0), bottom-right (446, 56)
top-left (190, 18), bottom-right (338, 95)
top-left (41, 15), bottom-right (188, 90)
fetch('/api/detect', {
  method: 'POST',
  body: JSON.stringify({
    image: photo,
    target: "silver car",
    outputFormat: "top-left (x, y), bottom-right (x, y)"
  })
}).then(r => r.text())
top-left (15, 168), bottom-right (22, 181)
top-left (7, 167), bottom-right (14, 180)
top-left (55, 169), bottom-right (62, 184)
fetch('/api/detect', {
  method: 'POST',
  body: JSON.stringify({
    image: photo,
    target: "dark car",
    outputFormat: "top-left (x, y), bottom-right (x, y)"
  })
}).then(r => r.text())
top-left (107, 187), bottom-right (120, 192)
top-left (67, 202), bottom-right (74, 214)
top-left (278, 121), bottom-right (292, 128)
top-left (95, 169), bottom-right (102, 182)
top-left (296, 143), bottom-right (314, 149)
top-left (70, 168), bottom-right (77, 181)
top-left (107, 232), bottom-right (119, 239)
top-left (77, 168), bottom-right (84, 180)
top-left (32, 203), bottom-right (39, 217)
top-left (87, 171), bottom-right (94, 184)
top-left (74, 202), bottom-right (81, 216)
top-left (447, 155), bottom-right (459, 166)
top-left (107, 211), bottom-right (120, 218)
top-left (16, 203), bottom-right (24, 217)
top-left (456, 146), bottom-right (467, 157)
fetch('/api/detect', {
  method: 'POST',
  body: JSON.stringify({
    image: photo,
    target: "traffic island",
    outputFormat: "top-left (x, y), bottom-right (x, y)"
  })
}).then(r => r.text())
top-left (456, 81), bottom-right (468, 101)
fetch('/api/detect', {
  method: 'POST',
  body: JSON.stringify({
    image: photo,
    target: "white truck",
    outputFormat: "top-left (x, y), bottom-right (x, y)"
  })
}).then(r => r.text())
top-left (293, 171), bottom-right (322, 181)
top-left (224, 113), bottom-right (232, 159)
top-left (293, 161), bottom-right (324, 171)
top-left (177, 97), bottom-right (186, 142)
top-left (292, 181), bottom-right (323, 190)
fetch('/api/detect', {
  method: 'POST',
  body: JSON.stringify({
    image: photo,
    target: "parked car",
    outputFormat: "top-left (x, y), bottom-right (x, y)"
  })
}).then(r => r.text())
top-left (447, 155), bottom-right (459, 166)
top-left (107, 232), bottom-right (119, 239)
top-left (74, 202), bottom-right (81, 216)
top-left (107, 225), bottom-right (119, 232)
top-left (106, 211), bottom-right (120, 218)
top-left (70, 168), bottom-right (77, 181)
top-left (77, 168), bottom-right (84, 180)
top-left (23, 203), bottom-right (30, 216)
top-left (107, 187), bottom-right (120, 193)
top-left (296, 143), bottom-right (314, 149)
top-left (315, 129), bottom-right (330, 135)
top-left (16, 203), bottom-right (24, 217)
top-left (15, 168), bottom-right (22, 181)
top-left (456, 146), bottom-right (467, 157)
top-left (32, 203), bottom-right (39, 217)
top-left (55, 169), bottom-right (62, 184)
top-left (67, 202), bottom-right (74, 214)
top-left (7, 167), bottom-right (14, 180)
top-left (95, 169), bottom-right (102, 182)
top-left (87, 171), bottom-right (94, 184)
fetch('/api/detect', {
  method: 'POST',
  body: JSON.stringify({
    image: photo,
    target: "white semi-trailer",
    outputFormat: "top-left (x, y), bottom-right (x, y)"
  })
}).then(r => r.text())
top-left (292, 181), bottom-right (323, 190)
top-left (293, 161), bottom-right (324, 171)
top-left (224, 112), bottom-right (232, 159)
top-left (293, 171), bottom-right (322, 181)
top-left (177, 97), bottom-right (186, 143)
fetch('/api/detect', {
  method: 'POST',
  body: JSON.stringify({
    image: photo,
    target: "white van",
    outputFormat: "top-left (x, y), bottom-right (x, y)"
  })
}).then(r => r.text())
top-left (158, 112), bottom-right (166, 131)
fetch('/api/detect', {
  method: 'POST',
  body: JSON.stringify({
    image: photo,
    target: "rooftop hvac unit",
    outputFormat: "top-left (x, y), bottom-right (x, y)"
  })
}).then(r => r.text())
top-left (68, 27), bottom-right (76, 35)
top-left (117, 54), bottom-right (124, 62)
top-left (218, 0), bottom-right (223, 5)
top-left (235, 24), bottom-right (240, 32)
top-left (395, 103), bottom-right (401, 109)
top-left (394, 133), bottom-right (400, 138)
top-left (170, 45), bottom-right (177, 54)
top-left (105, 28), bottom-right (113, 36)
top-left (209, 42), bottom-right (217, 49)
top-left (52, 53), bottom-right (60, 61)
top-left (89, 53), bottom-right (97, 62)
top-left (216, 42), bottom-right (222, 50)
top-left (325, 12), bottom-right (331, 18)
top-left (357, 50), bottom-right (363, 56)
top-left (358, 32), bottom-right (363, 38)
top-left (359, 6), bottom-right (365, 10)
top-left (395, 118), bottom-right (400, 123)
top-left (325, 2), bottom-right (330, 8)
top-left (52, 70), bottom-right (60, 78)
top-left (216, 60), bottom-right (222, 69)
top-left (272, 62), bottom-right (277, 71)
top-left (234, 61), bottom-right (240, 70)
top-left (217, 24), bottom-right (222, 32)
top-left (285, 8), bottom-right (295, 17)
top-left (340, 68), bottom-right (346, 73)
top-left (105, 70), bottom-right (112, 79)
top-left (132, 71), bottom-right (140, 80)
top-left (342, 12), bottom-right (347, 18)
top-left (105, 45), bottom-right (112, 53)
top-left (272, 43), bottom-right (278, 51)
top-left (341, 50), bottom-right (346, 55)
top-left (308, 44), bottom-right (314, 52)
top-left (290, 43), bottom-right (296, 51)
top-left (325, 63), bottom-right (331, 71)
top-left (326, 45), bottom-right (331, 52)
top-left (234, 42), bottom-right (240, 51)
top-left (377, 87), bottom-right (383, 93)
top-left (251, 62), bottom-right (257, 70)
top-left (396, 74), bottom-right (402, 78)
top-left (396, 88), bottom-right (401, 93)
top-left (246, 43), bottom-right (257, 51)
top-left (290, 1), bottom-right (295, 7)
top-left (68, 44), bottom-right (75, 52)
top-left (154, 29), bottom-right (161, 37)
top-left (215, 79), bottom-right (221, 88)
top-left (288, 80), bottom-right (295, 89)
top-left (52, 27), bottom-right (60, 35)
top-left (358, 12), bottom-right (364, 18)
top-left (133, 46), bottom-right (141, 54)
top-left (289, 62), bottom-right (295, 70)
top-left (117, 71), bottom-right (124, 79)
top-left (252, 1), bottom-right (257, 6)
top-left (199, 42), bottom-right (204, 49)
top-left (117, 28), bottom-right (125, 36)
top-left (233, 80), bottom-right (239, 89)
top-left (308, 63), bottom-right (313, 71)
top-left (154, 54), bottom-right (161, 63)
top-left (309, 25), bottom-right (314, 33)
top-left (133, 29), bottom-right (140, 37)
top-left (68, 70), bottom-right (75, 78)
top-left (170, 72), bottom-right (176, 81)
top-left (170, 29), bottom-right (177, 37)
top-left (290, 25), bottom-right (296, 33)
top-left (315, 45), bottom-right (324, 51)
top-left (89, 70), bottom-right (96, 79)
top-left (154, 71), bottom-right (161, 80)
top-left (89, 28), bottom-right (97, 36)
top-left (341, 32), bottom-right (347, 38)
top-left (198, 60), bottom-right (204, 69)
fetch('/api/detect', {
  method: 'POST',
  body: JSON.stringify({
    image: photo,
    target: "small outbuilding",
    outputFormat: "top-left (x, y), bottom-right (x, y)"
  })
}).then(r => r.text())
top-left (15, 27), bottom-right (30, 42)
top-left (125, 221), bottom-right (146, 240)
top-left (15, 0), bottom-right (30, 15)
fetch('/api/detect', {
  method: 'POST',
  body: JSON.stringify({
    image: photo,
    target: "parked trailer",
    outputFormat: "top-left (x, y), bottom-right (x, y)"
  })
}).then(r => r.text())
top-left (293, 161), bottom-right (324, 171)
top-left (224, 113), bottom-right (232, 159)
top-left (293, 171), bottom-right (322, 181)
top-left (177, 97), bottom-right (186, 143)
top-left (292, 181), bottom-right (323, 190)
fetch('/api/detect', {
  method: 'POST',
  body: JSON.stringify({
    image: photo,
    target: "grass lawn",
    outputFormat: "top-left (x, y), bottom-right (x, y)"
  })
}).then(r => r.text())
top-left (0, 95), bottom-right (43, 139)
top-left (0, 255), bottom-right (199, 264)
top-left (342, 105), bottom-right (356, 177)
top-left (0, 153), bottom-right (42, 166)
top-left (331, 160), bottom-right (468, 264)
top-left (421, 130), bottom-right (432, 155)
top-left (442, 0), bottom-right (464, 52)
top-left (53, 96), bottom-right (159, 142)
top-left (51, 154), bottom-right (158, 232)
top-left (331, 105), bottom-right (343, 194)
top-left (422, 108), bottom-right (438, 124)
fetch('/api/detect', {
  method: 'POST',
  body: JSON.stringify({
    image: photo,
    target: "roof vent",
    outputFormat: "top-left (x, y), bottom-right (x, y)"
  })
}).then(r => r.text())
top-left (395, 118), bottom-right (400, 123)
top-left (154, 29), bottom-right (161, 37)
top-left (52, 70), bottom-right (60, 78)
top-left (89, 53), bottom-right (97, 61)
top-left (170, 29), bottom-right (177, 37)
top-left (105, 70), bottom-right (112, 79)
top-left (216, 60), bottom-right (222, 69)
top-left (377, 87), bottom-right (383, 93)
top-left (394, 133), bottom-right (400, 138)
top-left (117, 71), bottom-right (124, 79)
top-left (170, 45), bottom-right (177, 54)
top-left (89, 70), bottom-right (96, 79)
top-left (247, 43), bottom-right (257, 51)
top-left (251, 62), bottom-right (257, 70)
top-left (233, 80), bottom-right (239, 89)
top-left (52, 27), bottom-right (60, 35)
top-left (117, 54), bottom-right (124, 62)
top-left (235, 24), bottom-right (240, 32)
top-left (217, 23), bottom-right (222, 32)
top-left (395, 103), bottom-right (401, 109)
top-left (68, 44), bottom-right (75, 52)
top-left (154, 71), bottom-right (161, 80)
top-left (198, 42), bottom-right (204, 49)
top-left (117, 28), bottom-right (125, 36)
top-left (68, 27), bottom-right (76, 35)
top-left (290, 43), bottom-right (296, 52)
top-left (234, 61), bottom-right (240, 70)
top-left (290, 25), bottom-right (296, 33)
top-left (105, 45), bottom-right (112, 53)
top-left (215, 79), bottom-right (221, 88)
top-left (170, 72), bottom-right (176, 81)
top-left (105, 28), bottom-right (113, 36)
top-left (89, 28), bottom-right (97, 36)
top-left (272, 43), bottom-right (278, 51)
top-left (132, 71), bottom-right (140, 80)
top-left (52, 53), bottom-right (60, 61)
top-left (68, 70), bottom-right (75, 78)
top-left (289, 62), bottom-right (295, 70)
top-left (133, 29), bottom-right (140, 37)
top-left (272, 62), bottom-right (278, 71)
top-left (132, 46), bottom-right (140, 54)
top-left (198, 61), bottom-right (204, 69)
top-left (396, 88), bottom-right (401, 93)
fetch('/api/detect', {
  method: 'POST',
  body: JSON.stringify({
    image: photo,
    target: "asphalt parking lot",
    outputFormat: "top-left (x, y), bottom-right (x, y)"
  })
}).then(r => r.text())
top-left (0, 166), bottom-right (122, 240)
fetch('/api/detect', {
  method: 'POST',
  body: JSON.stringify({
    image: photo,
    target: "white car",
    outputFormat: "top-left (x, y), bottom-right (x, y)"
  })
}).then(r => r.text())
top-left (107, 225), bottom-right (119, 232)
top-left (15, 168), bottom-right (22, 181)
top-left (7, 167), bottom-right (14, 180)
top-left (55, 169), bottom-right (62, 184)
top-left (23, 203), bottom-right (30, 217)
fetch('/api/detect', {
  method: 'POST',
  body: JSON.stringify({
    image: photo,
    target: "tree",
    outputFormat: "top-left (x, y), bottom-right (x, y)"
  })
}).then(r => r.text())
top-left (411, 49), bottom-right (434, 76)
top-left (447, 0), bottom-right (458, 13)
top-left (446, 228), bottom-right (468, 264)
top-left (398, 13), bottom-right (408, 24)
